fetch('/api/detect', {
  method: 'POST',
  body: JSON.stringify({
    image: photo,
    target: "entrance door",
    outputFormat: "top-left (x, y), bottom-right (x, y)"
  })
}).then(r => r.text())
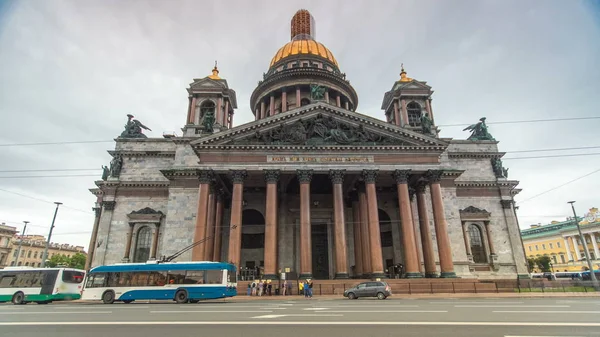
top-left (311, 224), bottom-right (330, 279)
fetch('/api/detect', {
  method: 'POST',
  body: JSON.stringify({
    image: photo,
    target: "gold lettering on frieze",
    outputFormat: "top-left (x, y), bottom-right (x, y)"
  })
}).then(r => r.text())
top-left (267, 155), bottom-right (373, 163)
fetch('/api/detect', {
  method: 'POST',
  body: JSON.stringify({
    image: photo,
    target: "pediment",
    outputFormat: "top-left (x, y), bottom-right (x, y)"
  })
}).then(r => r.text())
top-left (392, 80), bottom-right (431, 91)
top-left (192, 103), bottom-right (448, 149)
top-left (190, 77), bottom-right (228, 90)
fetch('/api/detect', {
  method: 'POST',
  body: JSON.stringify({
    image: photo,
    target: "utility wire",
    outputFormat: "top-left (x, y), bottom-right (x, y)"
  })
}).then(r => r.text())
top-left (503, 153), bottom-right (600, 160)
top-left (0, 140), bottom-right (113, 147)
top-left (0, 188), bottom-right (94, 215)
top-left (517, 168), bottom-right (600, 204)
top-left (438, 116), bottom-right (600, 127)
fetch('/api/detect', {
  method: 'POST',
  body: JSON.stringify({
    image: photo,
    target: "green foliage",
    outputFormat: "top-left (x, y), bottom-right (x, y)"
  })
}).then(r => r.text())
top-left (45, 253), bottom-right (87, 270)
top-left (535, 255), bottom-right (552, 272)
top-left (527, 258), bottom-right (536, 272)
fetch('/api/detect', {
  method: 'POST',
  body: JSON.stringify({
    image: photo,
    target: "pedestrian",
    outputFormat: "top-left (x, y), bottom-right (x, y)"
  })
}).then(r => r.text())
top-left (258, 280), bottom-right (264, 296)
top-left (251, 280), bottom-right (257, 296)
top-left (267, 280), bottom-right (272, 296)
top-left (299, 281), bottom-right (304, 296)
top-left (308, 279), bottom-right (313, 298)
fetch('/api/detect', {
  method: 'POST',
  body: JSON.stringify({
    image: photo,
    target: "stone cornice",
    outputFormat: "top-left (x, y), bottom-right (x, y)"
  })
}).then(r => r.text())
top-left (107, 150), bottom-right (176, 158)
top-left (114, 138), bottom-right (173, 144)
top-left (449, 139), bottom-right (500, 145)
top-left (194, 144), bottom-right (447, 152)
top-left (447, 152), bottom-right (506, 159)
top-left (455, 180), bottom-right (519, 188)
top-left (161, 168), bottom-right (201, 179)
top-left (118, 181), bottom-right (170, 188)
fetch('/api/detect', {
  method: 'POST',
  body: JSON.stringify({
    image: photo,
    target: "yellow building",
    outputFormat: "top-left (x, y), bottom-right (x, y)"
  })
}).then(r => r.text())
top-left (7, 235), bottom-right (86, 268)
top-left (521, 208), bottom-right (600, 272)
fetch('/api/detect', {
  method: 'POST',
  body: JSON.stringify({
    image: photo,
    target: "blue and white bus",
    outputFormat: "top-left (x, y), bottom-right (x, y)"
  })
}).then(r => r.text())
top-left (82, 261), bottom-right (237, 304)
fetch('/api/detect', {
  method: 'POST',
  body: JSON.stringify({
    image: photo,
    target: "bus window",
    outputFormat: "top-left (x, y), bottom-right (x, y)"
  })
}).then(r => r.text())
top-left (167, 271), bottom-right (185, 285)
top-left (205, 270), bottom-right (223, 284)
top-left (185, 271), bottom-right (205, 284)
top-left (148, 271), bottom-right (166, 286)
top-left (62, 270), bottom-right (85, 283)
top-left (130, 272), bottom-right (150, 286)
top-left (90, 273), bottom-right (107, 288)
top-left (0, 275), bottom-right (15, 287)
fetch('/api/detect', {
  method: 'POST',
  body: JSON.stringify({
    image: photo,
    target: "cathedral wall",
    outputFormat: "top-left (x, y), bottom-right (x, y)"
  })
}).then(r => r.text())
top-left (443, 141), bottom-right (500, 181)
top-left (174, 143), bottom-right (201, 167)
top-left (118, 156), bottom-right (173, 182)
top-left (440, 185), bottom-right (471, 277)
top-left (115, 139), bottom-right (175, 152)
top-left (160, 187), bottom-right (200, 261)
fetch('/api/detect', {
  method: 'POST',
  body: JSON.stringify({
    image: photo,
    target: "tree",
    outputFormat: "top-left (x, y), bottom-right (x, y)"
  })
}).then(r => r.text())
top-left (535, 255), bottom-right (552, 272)
top-left (527, 258), bottom-right (536, 272)
top-left (69, 253), bottom-right (86, 270)
top-left (45, 254), bottom-right (70, 268)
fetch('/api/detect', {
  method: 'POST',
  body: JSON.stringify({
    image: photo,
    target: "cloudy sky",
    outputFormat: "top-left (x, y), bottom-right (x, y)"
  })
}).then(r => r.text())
top-left (0, 0), bottom-right (599, 250)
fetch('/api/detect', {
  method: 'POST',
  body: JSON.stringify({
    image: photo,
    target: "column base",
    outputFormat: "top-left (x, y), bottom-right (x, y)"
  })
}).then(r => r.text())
top-left (264, 274), bottom-right (278, 280)
top-left (440, 272), bottom-right (457, 278)
top-left (299, 272), bottom-right (313, 280)
top-left (405, 272), bottom-right (423, 279)
top-left (334, 273), bottom-right (349, 279)
top-left (121, 258), bottom-right (130, 263)
top-left (370, 272), bottom-right (386, 279)
top-left (425, 272), bottom-right (439, 278)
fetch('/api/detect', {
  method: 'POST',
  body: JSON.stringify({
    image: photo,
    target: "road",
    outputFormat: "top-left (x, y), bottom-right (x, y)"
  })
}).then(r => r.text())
top-left (1, 297), bottom-right (599, 336)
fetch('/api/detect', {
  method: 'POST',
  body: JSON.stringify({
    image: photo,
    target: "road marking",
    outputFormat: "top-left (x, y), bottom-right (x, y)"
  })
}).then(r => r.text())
top-left (177, 305), bottom-right (279, 309)
top-left (253, 314), bottom-right (343, 319)
top-left (0, 311), bottom-right (112, 315)
top-left (505, 336), bottom-right (585, 337)
top-left (303, 308), bottom-right (329, 311)
top-left (494, 310), bottom-right (600, 314)
top-left (259, 307), bottom-right (287, 310)
top-left (150, 310), bottom-right (273, 313)
top-left (1, 321), bottom-right (599, 326)
top-left (53, 306), bottom-right (150, 310)
top-left (431, 301), bottom-right (524, 304)
top-left (325, 310), bottom-right (448, 313)
top-left (327, 305), bottom-right (419, 308)
top-left (455, 305), bottom-right (570, 308)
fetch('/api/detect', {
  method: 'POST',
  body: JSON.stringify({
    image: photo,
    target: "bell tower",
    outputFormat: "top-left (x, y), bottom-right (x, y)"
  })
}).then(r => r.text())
top-left (183, 62), bottom-right (238, 137)
top-left (380, 65), bottom-right (437, 136)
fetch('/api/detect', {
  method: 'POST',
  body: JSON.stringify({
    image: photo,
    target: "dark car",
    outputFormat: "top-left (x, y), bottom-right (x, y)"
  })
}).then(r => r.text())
top-left (343, 281), bottom-right (391, 300)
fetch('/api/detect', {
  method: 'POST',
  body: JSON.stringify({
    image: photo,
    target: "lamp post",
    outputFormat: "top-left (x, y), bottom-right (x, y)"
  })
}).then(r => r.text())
top-left (568, 201), bottom-right (599, 289)
top-left (14, 221), bottom-right (29, 266)
top-left (41, 202), bottom-right (62, 268)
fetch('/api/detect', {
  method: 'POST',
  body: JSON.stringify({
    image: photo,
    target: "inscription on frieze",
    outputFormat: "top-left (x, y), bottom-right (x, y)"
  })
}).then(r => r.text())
top-left (267, 155), bottom-right (374, 163)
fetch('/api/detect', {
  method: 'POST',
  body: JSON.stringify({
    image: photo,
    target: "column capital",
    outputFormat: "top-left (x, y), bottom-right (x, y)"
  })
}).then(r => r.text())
top-left (362, 169), bottom-right (378, 183)
top-left (93, 207), bottom-right (102, 217)
top-left (415, 181), bottom-right (428, 193)
top-left (297, 169), bottom-right (313, 183)
top-left (198, 169), bottom-right (214, 184)
top-left (500, 199), bottom-right (514, 209)
top-left (329, 169), bottom-right (346, 184)
top-left (392, 169), bottom-right (411, 184)
top-left (425, 170), bottom-right (443, 183)
top-left (264, 169), bottom-right (280, 183)
top-left (230, 170), bottom-right (248, 184)
top-left (102, 200), bottom-right (116, 211)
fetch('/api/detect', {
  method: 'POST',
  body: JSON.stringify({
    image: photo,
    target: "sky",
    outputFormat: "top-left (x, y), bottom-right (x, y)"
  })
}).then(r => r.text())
top-left (0, 0), bottom-right (599, 250)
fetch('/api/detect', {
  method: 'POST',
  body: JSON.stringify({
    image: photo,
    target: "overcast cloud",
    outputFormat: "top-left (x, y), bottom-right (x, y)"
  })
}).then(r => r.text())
top-left (0, 0), bottom-right (599, 250)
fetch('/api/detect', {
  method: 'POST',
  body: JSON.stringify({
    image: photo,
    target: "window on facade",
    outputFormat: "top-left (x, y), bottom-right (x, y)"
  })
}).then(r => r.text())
top-left (560, 255), bottom-right (566, 263)
top-left (25, 262), bottom-right (29, 266)
top-left (542, 244), bottom-right (546, 250)
top-left (549, 243), bottom-right (553, 249)
top-left (468, 224), bottom-right (487, 263)
top-left (17, 262), bottom-right (22, 266)
top-left (133, 226), bottom-right (152, 263)
top-left (406, 102), bottom-right (422, 127)
top-left (535, 245), bottom-right (539, 251)
top-left (20, 250), bottom-right (25, 257)
top-left (10, 261), bottom-right (15, 266)
top-left (528, 246), bottom-right (532, 251)
top-left (557, 241), bottom-right (561, 248)
top-left (200, 100), bottom-right (215, 119)
top-left (552, 256), bottom-right (557, 264)
top-left (34, 251), bottom-right (37, 259)
top-left (13, 250), bottom-right (17, 257)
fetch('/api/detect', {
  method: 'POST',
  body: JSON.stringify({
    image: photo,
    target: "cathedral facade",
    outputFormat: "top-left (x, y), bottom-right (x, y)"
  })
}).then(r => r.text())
top-left (87, 10), bottom-right (529, 280)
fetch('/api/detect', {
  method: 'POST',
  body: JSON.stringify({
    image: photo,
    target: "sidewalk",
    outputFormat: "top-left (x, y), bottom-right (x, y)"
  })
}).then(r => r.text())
top-left (229, 292), bottom-right (600, 301)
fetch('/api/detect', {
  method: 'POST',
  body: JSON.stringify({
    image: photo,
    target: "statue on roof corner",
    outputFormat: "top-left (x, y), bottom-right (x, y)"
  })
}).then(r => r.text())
top-left (463, 117), bottom-right (495, 141)
top-left (120, 114), bottom-right (152, 138)
top-left (310, 84), bottom-right (326, 101)
top-left (420, 112), bottom-right (434, 135)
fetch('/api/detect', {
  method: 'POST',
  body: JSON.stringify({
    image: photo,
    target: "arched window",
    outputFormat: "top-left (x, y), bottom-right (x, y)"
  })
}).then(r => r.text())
top-left (34, 251), bottom-right (38, 259)
top-left (301, 98), bottom-right (311, 106)
top-left (27, 251), bottom-right (31, 258)
top-left (200, 100), bottom-right (216, 119)
top-left (407, 102), bottom-right (422, 127)
top-left (468, 224), bottom-right (487, 263)
top-left (133, 226), bottom-right (152, 263)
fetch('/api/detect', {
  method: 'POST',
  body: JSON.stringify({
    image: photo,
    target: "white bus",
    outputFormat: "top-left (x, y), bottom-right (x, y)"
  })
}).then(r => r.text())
top-left (0, 267), bottom-right (85, 305)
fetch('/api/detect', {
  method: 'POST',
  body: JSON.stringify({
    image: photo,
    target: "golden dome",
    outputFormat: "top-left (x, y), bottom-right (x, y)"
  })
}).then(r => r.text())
top-left (269, 39), bottom-right (338, 68)
top-left (208, 61), bottom-right (221, 80)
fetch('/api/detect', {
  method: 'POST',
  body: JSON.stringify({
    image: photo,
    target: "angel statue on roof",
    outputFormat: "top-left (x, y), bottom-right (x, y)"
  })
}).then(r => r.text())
top-left (463, 117), bottom-right (495, 141)
top-left (120, 114), bottom-right (152, 138)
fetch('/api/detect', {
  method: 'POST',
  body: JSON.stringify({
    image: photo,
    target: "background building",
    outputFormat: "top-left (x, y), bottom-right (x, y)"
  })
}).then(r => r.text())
top-left (0, 223), bottom-right (18, 268)
top-left (7, 235), bottom-right (86, 268)
top-left (521, 207), bottom-right (600, 272)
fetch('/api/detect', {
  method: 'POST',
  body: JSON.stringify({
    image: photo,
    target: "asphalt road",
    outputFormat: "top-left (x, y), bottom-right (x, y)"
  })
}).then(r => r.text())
top-left (1, 297), bottom-right (599, 336)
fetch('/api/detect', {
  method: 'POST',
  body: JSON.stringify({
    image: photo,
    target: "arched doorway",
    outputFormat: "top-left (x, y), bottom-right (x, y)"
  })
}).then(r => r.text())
top-left (240, 209), bottom-right (265, 279)
top-left (379, 209), bottom-right (395, 277)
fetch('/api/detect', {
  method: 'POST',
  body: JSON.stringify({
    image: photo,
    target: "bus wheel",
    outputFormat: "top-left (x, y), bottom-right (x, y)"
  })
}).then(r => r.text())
top-left (189, 299), bottom-right (199, 304)
top-left (102, 290), bottom-right (115, 304)
top-left (11, 292), bottom-right (25, 305)
top-left (174, 290), bottom-right (188, 304)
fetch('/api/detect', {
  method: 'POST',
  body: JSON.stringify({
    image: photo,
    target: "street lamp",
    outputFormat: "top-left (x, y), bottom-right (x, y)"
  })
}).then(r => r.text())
top-left (41, 202), bottom-right (62, 268)
top-left (14, 221), bottom-right (29, 266)
top-left (568, 201), bottom-right (599, 289)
